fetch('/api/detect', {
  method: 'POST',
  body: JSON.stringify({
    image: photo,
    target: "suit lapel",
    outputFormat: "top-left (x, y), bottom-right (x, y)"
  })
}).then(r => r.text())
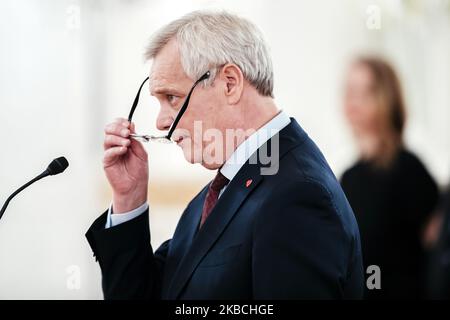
top-left (166, 162), bottom-right (263, 299)
top-left (166, 118), bottom-right (307, 299)
top-left (161, 186), bottom-right (208, 299)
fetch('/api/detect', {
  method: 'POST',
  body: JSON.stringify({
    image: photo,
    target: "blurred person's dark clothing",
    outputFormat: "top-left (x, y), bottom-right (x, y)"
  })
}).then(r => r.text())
top-left (341, 148), bottom-right (439, 299)
top-left (426, 188), bottom-right (450, 299)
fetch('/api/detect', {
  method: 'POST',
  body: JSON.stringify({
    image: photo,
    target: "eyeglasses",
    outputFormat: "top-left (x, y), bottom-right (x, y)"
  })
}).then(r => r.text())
top-left (127, 71), bottom-right (211, 143)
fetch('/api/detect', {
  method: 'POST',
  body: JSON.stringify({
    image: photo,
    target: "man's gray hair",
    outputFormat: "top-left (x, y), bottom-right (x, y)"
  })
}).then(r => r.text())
top-left (145, 10), bottom-right (274, 97)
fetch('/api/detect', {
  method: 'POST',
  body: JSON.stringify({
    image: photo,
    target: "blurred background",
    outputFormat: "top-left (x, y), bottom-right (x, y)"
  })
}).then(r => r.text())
top-left (0, 0), bottom-right (449, 299)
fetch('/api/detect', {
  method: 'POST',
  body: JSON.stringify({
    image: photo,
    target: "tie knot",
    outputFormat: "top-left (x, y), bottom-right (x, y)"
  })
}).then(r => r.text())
top-left (210, 170), bottom-right (229, 192)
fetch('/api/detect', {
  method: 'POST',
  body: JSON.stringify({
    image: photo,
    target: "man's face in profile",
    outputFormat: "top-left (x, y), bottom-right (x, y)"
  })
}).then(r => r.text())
top-left (149, 39), bottom-right (233, 169)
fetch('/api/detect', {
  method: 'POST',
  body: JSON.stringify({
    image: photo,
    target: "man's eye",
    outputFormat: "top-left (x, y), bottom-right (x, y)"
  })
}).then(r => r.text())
top-left (167, 95), bottom-right (178, 104)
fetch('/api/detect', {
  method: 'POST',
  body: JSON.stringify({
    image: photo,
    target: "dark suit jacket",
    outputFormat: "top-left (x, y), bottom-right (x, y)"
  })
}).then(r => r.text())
top-left (86, 118), bottom-right (364, 299)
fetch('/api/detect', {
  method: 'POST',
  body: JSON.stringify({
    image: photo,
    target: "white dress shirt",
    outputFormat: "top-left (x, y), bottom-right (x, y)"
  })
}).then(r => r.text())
top-left (105, 111), bottom-right (291, 228)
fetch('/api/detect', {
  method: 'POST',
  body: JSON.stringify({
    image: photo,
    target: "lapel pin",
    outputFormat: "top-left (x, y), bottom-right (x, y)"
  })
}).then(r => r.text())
top-left (245, 179), bottom-right (253, 188)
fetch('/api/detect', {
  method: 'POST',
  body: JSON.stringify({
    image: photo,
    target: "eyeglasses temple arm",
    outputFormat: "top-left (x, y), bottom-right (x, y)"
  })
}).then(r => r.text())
top-left (128, 77), bottom-right (149, 122)
top-left (166, 71), bottom-right (210, 140)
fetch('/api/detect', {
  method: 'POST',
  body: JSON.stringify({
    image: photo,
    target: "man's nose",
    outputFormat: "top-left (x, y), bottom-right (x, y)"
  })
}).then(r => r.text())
top-left (156, 108), bottom-right (174, 131)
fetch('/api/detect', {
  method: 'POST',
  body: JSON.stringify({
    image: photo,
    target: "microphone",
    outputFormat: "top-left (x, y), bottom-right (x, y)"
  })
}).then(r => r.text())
top-left (0, 156), bottom-right (69, 221)
top-left (45, 157), bottom-right (69, 176)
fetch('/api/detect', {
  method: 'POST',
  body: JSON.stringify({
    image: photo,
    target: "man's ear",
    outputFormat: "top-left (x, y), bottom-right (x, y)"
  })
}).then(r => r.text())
top-left (220, 63), bottom-right (244, 104)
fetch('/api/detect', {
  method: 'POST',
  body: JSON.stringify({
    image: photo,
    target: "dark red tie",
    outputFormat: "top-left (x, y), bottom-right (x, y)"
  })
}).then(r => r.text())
top-left (199, 170), bottom-right (230, 228)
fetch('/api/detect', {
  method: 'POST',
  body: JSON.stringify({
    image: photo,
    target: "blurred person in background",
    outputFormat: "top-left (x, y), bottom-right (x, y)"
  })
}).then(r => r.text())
top-left (340, 57), bottom-right (439, 299)
top-left (425, 185), bottom-right (450, 299)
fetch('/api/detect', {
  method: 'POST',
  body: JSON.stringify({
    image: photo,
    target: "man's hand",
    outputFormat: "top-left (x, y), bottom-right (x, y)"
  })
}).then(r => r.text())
top-left (103, 118), bottom-right (149, 213)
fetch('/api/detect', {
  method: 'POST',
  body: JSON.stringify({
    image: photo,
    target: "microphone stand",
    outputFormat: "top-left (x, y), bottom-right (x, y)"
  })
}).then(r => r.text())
top-left (0, 170), bottom-right (49, 221)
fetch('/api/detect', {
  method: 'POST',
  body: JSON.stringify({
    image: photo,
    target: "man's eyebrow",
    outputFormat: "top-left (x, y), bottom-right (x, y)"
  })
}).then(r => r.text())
top-left (150, 84), bottom-right (183, 96)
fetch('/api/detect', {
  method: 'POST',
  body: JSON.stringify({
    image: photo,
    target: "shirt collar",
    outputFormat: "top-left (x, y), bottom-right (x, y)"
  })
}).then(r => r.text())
top-left (220, 111), bottom-right (291, 181)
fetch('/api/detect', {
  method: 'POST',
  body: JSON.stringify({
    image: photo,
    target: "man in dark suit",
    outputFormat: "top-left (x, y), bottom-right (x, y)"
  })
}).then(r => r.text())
top-left (86, 10), bottom-right (364, 299)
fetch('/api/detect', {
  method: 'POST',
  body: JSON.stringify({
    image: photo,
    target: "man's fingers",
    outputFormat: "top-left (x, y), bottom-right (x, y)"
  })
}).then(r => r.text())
top-left (105, 122), bottom-right (130, 137)
top-left (103, 146), bottom-right (128, 166)
top-left (104, 135), bottom-right (131, 150)
top-left (129, 138), bottom-right (148, 161)
top-left (127, 122), bottom-right (148, 162)
top-left (114, 117), bottom-right (129, 125)
top-left (103, 119), bottom-right (143, 161)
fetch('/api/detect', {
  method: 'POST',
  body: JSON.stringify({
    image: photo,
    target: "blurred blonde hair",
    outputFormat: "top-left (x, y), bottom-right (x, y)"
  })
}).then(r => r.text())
top-left (355, 56), bottom-right (407, 168)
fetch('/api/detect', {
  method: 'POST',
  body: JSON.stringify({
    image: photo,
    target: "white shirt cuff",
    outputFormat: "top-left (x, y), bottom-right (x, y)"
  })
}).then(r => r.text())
top-left (105, 202), bottom-right (149, 228)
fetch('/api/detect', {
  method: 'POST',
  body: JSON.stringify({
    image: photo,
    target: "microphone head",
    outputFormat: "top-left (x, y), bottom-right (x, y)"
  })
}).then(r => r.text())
top-left (46, 157), bottom-right (69, 176)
